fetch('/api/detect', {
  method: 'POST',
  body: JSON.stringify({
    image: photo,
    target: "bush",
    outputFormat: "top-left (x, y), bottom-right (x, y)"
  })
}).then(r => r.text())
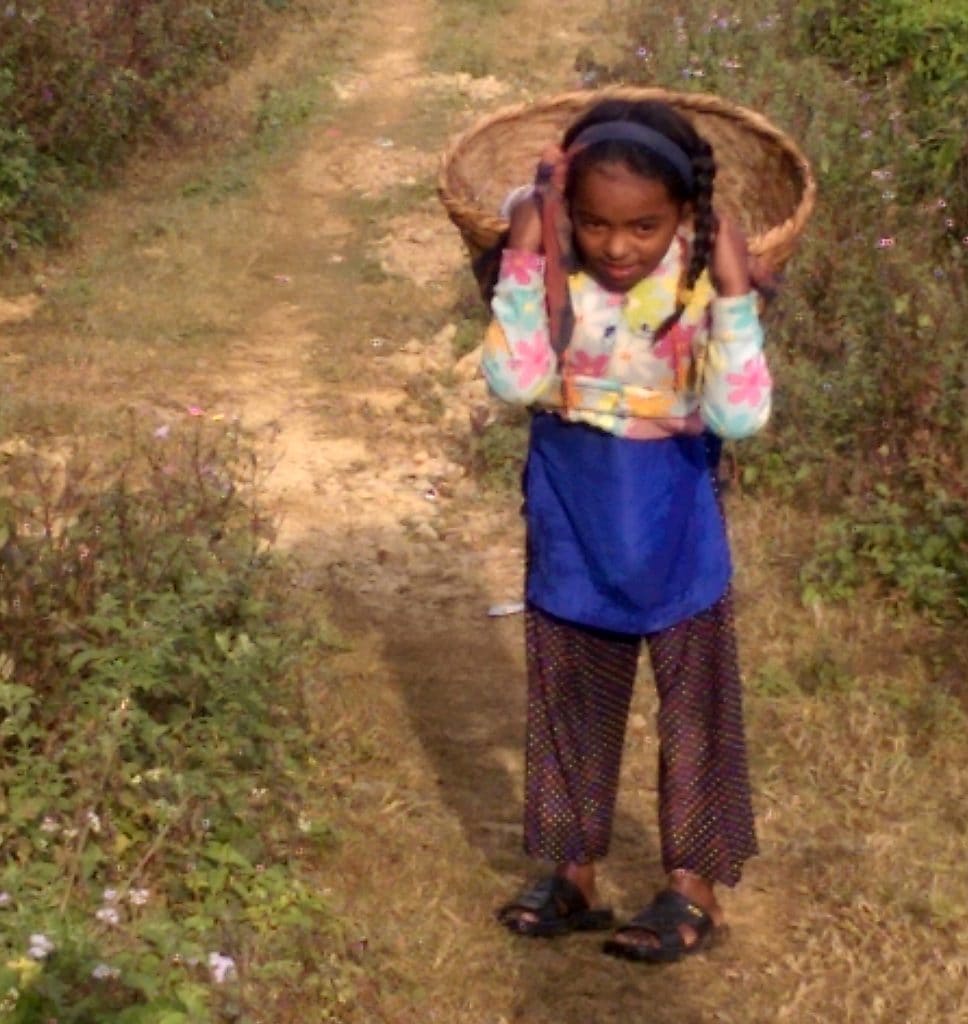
top-left (0, 421), bottom-right (352, 1021)
top-left (801, 0), bottom-right (968, 211)
top-left (0, 0), bottom-right (295, 255)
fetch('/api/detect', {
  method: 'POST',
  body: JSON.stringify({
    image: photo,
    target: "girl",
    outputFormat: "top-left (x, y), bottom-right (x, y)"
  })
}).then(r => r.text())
top-left (482, 98), bottom-right (771, 963)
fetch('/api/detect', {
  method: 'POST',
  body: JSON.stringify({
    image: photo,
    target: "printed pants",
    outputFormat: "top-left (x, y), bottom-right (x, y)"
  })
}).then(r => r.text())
top-left (522, 592), bottom-right (758, 886)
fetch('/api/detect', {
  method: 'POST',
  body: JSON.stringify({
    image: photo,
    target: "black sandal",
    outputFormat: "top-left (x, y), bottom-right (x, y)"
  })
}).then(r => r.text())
top-left (497, 876), bottom-right (614, 939)
top-left (602, 889), bottom-right (718, 963)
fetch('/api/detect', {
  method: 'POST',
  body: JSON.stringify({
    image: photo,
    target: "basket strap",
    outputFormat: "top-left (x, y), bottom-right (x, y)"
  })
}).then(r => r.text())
top-left (534, 153), bottom-right (576, 366)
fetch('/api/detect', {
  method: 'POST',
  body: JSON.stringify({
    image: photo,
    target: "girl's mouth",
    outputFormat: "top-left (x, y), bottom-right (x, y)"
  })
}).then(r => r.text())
top-left (599, 262), bottom-right (641, 285)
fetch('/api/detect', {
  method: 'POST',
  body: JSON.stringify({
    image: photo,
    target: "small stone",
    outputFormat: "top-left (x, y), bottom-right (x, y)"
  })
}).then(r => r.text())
top-left (413, 521), bottom-right (439, 542)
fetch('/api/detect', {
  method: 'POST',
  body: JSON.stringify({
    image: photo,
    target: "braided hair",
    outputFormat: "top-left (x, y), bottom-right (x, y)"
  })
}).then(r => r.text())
top-left (563, 98), bottom-right (717, 340)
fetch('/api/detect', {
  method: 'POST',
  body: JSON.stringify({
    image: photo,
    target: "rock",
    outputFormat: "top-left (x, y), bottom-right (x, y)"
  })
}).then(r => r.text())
top-left (453, 344), bottom-right (482, 382)
top-left (413, 521), bottom-right (440, 542)
top-left (433, 323), bottom-right (458, 348)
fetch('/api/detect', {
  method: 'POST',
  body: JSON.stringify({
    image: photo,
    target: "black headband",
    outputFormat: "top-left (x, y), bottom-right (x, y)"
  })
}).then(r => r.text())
top-left (570, 121), bottom-right (695, 190)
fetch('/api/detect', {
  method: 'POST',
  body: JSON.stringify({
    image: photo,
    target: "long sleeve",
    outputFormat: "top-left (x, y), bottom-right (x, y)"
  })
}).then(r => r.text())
top-left (699, 293), bottom-right (772, 440)
top-left (481, 250), bottom-right (558, 404)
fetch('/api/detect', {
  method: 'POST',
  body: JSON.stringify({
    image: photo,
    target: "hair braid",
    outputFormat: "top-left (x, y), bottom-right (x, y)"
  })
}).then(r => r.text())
top-left (654, 141), bottom-right (717, 341)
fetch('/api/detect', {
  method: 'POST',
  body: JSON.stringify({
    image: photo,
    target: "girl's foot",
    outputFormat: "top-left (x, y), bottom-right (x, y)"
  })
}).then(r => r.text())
top-left (497, 862), bottom-right (611, 936)
top-left (602, 869), bottom-right (724, 961)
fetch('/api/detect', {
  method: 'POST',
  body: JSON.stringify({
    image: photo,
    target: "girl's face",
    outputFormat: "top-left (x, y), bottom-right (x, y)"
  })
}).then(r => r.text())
top-left (570, 160), bottom-right (686, 292)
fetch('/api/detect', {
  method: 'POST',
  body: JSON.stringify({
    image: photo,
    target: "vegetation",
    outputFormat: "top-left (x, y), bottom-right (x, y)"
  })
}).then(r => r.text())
top-left (0, 0), bottom-right (308, 255)
top-left (0, 423), bottom-right (356, 1021)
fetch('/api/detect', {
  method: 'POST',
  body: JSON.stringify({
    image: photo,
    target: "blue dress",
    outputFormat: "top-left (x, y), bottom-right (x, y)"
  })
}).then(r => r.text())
top-left (524, 413), bottom-right (731, 635)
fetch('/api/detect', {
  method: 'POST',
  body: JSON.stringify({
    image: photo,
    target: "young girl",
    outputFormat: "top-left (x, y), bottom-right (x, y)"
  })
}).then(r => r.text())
top-left (482, 98), bottom-right (771, 963)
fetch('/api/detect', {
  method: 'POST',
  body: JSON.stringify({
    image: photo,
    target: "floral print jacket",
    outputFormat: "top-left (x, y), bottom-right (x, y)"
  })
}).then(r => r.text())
top-left (482, 237), bottom-right (772, 441)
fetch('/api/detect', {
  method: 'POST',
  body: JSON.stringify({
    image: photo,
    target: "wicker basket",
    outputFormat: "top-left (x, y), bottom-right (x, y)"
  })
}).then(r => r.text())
top-left (438, 86), bottom-right (816, 275)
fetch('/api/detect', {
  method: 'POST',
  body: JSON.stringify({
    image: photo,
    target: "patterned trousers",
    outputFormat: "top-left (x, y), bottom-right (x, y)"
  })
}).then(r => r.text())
top-left (522, 592), bottom-right (758, 887)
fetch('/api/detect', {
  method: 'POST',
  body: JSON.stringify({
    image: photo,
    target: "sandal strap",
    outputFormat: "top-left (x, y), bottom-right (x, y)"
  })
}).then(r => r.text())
top-left (625, 889), bottom-right (713, 939)
top-left (501, 875), bottom-right (589, 919)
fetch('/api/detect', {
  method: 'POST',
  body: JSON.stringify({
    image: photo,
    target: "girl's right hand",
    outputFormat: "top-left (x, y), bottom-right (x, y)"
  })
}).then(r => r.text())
top-left (505, 145), bottom-right (567, 254)
top-left (507, 197), bottom-right (543, 253)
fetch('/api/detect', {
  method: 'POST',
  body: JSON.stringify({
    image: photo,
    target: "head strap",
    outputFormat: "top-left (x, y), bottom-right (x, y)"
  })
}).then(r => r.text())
top-left (570, 121), bottom-right (695, 191)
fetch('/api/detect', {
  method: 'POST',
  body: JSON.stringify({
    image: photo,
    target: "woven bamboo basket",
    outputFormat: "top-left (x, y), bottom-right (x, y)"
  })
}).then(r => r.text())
top-left (438, 86), bottom-right (816, 275)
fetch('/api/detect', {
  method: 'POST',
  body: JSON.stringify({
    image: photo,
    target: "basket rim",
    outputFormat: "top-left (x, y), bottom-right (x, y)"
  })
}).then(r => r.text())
top-left (437, 85), bottom-right (817, 262)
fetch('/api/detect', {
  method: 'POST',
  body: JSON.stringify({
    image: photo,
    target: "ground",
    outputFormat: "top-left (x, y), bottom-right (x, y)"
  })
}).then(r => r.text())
top-left (2, 0), bottom-right (966, 1021)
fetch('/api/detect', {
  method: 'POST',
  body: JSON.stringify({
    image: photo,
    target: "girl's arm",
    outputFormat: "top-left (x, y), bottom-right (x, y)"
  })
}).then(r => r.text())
top-left (699, 217), bottom-right (773, 439)
top-left (481, 198), bottom-right (560, 404)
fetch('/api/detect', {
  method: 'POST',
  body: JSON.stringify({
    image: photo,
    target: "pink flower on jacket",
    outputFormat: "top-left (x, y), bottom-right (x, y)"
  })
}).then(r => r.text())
top-left (510, 333), bottom-right (552, 389)
top-left (652, 322), bottom-right (693, 368)
top-left (502, 250), bottom-right (541, 285)
top-left (566, 350), bottom-right (610, 377)
top-left (726, 355), bottom-right (772, 406)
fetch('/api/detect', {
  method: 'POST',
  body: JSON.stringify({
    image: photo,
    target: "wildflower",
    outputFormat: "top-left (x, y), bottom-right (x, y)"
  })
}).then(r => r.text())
top-left (28, 934), bottom-right (54, 959)
top-left (859, 129), bottom-right (873, 140)
top-left (881, 191), bottom-right (895, 201)
top-left (944, 218), bottom-right (956, 230)
top-left (85, 810), bottom-right (102, 833)
top-left (636, 46), bottom-right (651, 60)
top-left (721, 58), bottom-right (742, 70)
top-left (871, 169), bottom-right (892, 181)
top-left (91, 963), bottom-right (120, 981)
top-left (297, 813), bottom-right (313, 834)
top-left (876, 237), bottom-right (896, 249)
top-left (39, 816), bottom-right (60, 834)
top-left (128, 888), bottom-right (150, 907)
top-left (208, 952), bottom-right (237, 984)
top-left (186, 405), bottom-right (205, 417)
top-left (0, 891), bottom-right (11, 907)
top-left (103, 888), bottom-right (120, 903)
top-left (96, 906), bottom-right (121, 926)
top-left (936, 198), bottom-right (948, 209)
top-left (153, 424), bottom-right (171, 439)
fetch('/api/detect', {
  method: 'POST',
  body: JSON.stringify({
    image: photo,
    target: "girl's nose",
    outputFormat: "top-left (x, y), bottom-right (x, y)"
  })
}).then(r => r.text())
top-left (603, 231), bottom-right (629, 260)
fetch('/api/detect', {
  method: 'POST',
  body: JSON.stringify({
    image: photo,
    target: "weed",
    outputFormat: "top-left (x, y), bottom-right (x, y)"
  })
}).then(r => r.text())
top-left (469, 413), bottom-right (529, 491)
top-left (427, 0), bottom-right (519, 78)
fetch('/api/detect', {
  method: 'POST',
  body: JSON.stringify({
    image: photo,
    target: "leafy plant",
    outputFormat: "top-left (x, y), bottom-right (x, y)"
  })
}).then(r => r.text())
top-left (0, 420), bottom-right (354, 1021)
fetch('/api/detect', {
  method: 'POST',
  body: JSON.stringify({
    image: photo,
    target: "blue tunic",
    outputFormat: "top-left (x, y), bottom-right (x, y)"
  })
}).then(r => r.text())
top-left (524, 413), bottom-right (731, 635)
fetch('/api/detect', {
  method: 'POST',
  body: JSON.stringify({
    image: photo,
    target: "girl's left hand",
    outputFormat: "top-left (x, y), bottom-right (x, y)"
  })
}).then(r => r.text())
top-left (711, 214), bottom-right (751, 297)
top-left (712, 214), bottom-right (781, 299)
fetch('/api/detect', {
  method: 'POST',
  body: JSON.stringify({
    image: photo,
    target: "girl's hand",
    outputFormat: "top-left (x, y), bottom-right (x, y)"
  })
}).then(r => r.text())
top-left (711, 214), bottom-right (751, 297)
top-left (504, 145), bottom-right (568, 254)
top-left (507, 196), bottom-right (543, 253)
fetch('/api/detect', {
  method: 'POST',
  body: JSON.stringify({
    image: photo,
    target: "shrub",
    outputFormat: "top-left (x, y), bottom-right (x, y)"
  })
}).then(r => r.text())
top-left (0, 420), bottom-right (352, 1021)
top-left (0, 0), bottom-right (295, 255)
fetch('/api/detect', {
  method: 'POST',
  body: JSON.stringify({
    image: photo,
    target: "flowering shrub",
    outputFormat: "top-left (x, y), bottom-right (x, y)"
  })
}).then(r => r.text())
top-left (0, 421), bottom-right (351, 1021)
